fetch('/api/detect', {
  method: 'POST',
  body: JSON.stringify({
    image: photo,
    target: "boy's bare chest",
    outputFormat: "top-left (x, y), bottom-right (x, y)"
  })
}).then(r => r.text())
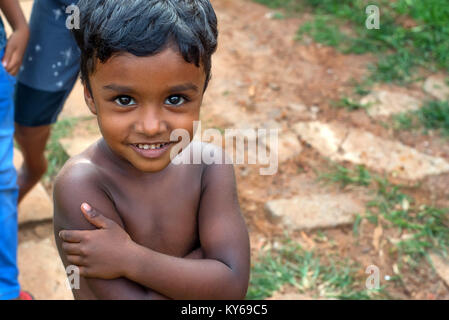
top-left (105, 165), bottom-right (203, 257)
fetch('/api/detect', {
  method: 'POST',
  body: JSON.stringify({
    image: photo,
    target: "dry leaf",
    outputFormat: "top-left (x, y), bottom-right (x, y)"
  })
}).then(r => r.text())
top-left (372, 224), bottom-right (383, 251)
top-left (300, 231), bottom-right (315, 249)
top-left (248, 85), bottom-right (256, 97)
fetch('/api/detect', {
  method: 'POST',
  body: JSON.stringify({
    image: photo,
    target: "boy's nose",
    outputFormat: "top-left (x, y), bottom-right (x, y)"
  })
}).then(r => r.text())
top-left (135, 107), bottom-right (167, 136)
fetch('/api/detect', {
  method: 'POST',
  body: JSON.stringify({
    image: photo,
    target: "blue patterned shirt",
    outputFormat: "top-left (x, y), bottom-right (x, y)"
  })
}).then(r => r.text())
top-left (0, 17), bottom-right (7, 53)
top-left (17, 0), bottom-right (81, 92)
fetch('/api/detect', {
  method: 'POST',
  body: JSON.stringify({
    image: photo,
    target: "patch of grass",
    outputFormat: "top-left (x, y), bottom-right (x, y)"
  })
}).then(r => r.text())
top-left (246, 237), bottom-right (387, 299)
top-left (368, 50), bottom-right (419, 84)
top-left (253, 0), bottom-right (303, 14)
top-left (367, 178), bottom-right (449, 269)
top-left (319, 164), bottom-right (372, 188)
top-left (331, 79), bottom-right (373, 113)
top-left (334, 97), bottom-right (370, 111)
top-left (271, 12), bottom-right (286, 20)
top-left (296, 15), bottom-right (348, 48)
top-left (392, 112), bottom-right (415, 131)
top-left (353, 80), bottom-right (372, 96)
top-left (313, 231), bottom-right (328, 243)
top-left (253, 0), bottom-right (290, 9)
top-left (393, 100), bottom-right (449, 137)
top-left (353, 214), bottom-right (363, 236)
top-left (43, 117), bottom-right (82, 182)
top-left (320, 164), bottom-right (449, 269)
top-left (416, 101), bottom-right (449, 136)
top-left (302, 0), bottom-right (448, 84)
top-left (257, 0), bottom-right (449, 84)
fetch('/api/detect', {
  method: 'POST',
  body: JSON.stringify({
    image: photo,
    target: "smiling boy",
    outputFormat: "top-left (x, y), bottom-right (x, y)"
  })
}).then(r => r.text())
top-left (53, 0), bottom-right (250, 300)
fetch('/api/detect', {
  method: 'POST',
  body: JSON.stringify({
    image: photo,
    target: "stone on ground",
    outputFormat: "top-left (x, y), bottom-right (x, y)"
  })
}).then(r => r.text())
top-left (360, 90), bottom-right (421, 117)
top-left (265, 193), bottom-right (364, 230)
top-left (423, 76), bottom-right (449, 101)
top-left (13, 149), bottom-right (53, 224)
top-left (429, 253), bottom-right (449, 288)
top-left (18, 238), bottom-right (74, 300)
top-left (261, 130), bottom-right (302, 163)
top-left (60, 135), bottom-right (101, 158)
top-left (293, 121), bottom-right (449, 180)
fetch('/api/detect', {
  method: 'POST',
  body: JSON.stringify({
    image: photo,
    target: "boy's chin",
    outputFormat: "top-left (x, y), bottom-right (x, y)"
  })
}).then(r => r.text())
top-left (131, 158), bottom-right (172, 173)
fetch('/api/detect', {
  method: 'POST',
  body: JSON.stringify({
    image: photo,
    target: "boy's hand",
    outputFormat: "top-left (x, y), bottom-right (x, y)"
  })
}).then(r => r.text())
top-left (2, 26), bottom-right (29, 75)
top-left (58, 203), bottom-right (135, 279)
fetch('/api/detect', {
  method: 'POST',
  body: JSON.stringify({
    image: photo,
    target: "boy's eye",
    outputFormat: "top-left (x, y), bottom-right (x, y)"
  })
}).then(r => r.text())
top-left (115, 96), bottom-right (136, 107)
top-left (165, 95), bottom-right (187, 106)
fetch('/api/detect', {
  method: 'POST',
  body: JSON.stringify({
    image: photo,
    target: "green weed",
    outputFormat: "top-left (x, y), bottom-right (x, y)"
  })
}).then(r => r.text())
top-left (247, 237), bottom-right (387, 299)
top-left (394, 100), bottom-right (449, 137)
top-left (256, 0), bottom-right (449, 84)
top-left (320, 164), bottom-right (449, 269)
top-left (366, 177), bottom-right (449, 268)
top-left (334, 97), bottom-right (370, 111)
top-left (393, 112), bottom-right (415, 131)
top-left (43, 117), bottom-right (89, 182)
top-left (319, 164), bottom-right (372, 188)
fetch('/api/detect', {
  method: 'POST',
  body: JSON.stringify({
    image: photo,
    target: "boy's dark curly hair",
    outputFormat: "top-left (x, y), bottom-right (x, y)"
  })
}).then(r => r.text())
top-left (73, 0), bottom-right (218, 92)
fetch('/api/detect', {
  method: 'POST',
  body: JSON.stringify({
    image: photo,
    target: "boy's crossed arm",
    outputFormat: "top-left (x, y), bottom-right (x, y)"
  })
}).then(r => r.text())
top-left (54, 161), bottom-right (172, 300)
top-left (54, 160), bottom-right (250, 300)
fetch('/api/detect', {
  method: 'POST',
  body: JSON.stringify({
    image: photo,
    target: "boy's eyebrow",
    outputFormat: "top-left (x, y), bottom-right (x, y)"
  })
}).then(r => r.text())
top-left (168, 83), bottom-right (199, 93)
top-left (103, 83), bottom-right (199, 93)
top-left (103, 84), bottom-right (136, 93)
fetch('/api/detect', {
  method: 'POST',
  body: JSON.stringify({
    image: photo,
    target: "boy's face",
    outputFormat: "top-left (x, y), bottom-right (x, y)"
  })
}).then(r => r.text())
top-left (84, 47), bottom-right (206, 173)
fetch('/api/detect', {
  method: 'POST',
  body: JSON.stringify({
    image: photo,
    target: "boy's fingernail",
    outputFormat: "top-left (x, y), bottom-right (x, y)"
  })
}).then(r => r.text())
top-left (82, 203), bottom-right (92, 213)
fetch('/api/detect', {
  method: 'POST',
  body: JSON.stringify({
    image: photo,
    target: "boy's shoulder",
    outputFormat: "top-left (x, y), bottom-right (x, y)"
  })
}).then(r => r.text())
top-left (179, 140), bottom-right (231, 168)
top-left (55, 140), bottom-right (103, 187)
top-left (53, 140), bottom-right (124, 229)
top-left (183, 141), bottom-right (236, 189)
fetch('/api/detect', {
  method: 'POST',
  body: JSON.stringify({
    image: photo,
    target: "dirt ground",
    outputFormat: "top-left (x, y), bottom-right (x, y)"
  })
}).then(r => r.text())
top-left (15, 0), bottom-right (449, 300)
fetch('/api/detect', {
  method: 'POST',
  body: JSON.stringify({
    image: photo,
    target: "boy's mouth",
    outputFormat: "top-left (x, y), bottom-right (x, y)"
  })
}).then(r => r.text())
top-left (130, 142), bottom-right (174, 159)
top-left (133, 142), bottom-right (172, 150)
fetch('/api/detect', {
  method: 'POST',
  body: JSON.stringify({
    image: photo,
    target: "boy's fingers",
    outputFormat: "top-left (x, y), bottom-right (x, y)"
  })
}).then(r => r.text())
top-left (62, 242), bottom-right (83, 255)
top-left (1, 46), bottom-right (12, 69)
top-left (66, 255), bottom-right (85, 266)
top-left (59, 230), bottom-right (85, 243)
top-left (78, 267), bottom-right (92, 278)
top-left (80, 203), bottom-right (114, 229)
top-left (2, 40), bottom-right (18, 70)
top-left (7, 54), bottom-right (20, 75)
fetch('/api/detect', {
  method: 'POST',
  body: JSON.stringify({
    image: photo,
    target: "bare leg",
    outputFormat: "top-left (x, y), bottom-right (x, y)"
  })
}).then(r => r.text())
top-left (14, 123), bottom-right (51, 203)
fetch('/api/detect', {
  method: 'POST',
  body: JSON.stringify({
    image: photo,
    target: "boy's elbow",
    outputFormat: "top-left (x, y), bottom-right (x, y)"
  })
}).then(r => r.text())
top-left (235, 279), bottom-right (249, 300)
top-left (221, 282), bottom-right (247, 300)
top-left (218, 260), bottom-right (249, 300)
top-left (219, 272), bottom-right (248, 300)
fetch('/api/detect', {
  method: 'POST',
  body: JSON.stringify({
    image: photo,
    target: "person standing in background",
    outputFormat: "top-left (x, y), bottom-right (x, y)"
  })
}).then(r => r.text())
top-left (0, 0), bottom-right (30, 300)
top-left (14, 0), bottom-right (80, 203)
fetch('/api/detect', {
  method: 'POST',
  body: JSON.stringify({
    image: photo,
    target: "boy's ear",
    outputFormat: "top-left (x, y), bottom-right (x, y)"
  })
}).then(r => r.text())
top-left (83, 82), bottom-right (97, 115)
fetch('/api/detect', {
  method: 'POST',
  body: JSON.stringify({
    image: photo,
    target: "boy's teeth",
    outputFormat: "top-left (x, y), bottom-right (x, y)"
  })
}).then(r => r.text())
top-left (136, 143), bottom-right (167, 150)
